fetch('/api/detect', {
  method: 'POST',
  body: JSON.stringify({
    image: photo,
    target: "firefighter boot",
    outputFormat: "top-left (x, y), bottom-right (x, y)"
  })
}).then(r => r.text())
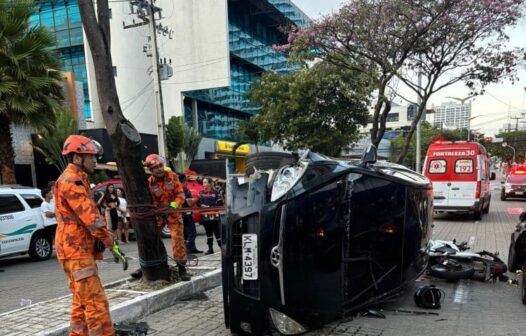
top-left (177, 264), bottom-right (191, 281)
top-left (205, 237), bottom-right (214, 255)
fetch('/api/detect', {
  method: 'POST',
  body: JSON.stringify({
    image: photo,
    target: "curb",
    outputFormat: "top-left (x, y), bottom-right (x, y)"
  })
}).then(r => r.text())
top-left (37, 269), bottom-right (222, 336)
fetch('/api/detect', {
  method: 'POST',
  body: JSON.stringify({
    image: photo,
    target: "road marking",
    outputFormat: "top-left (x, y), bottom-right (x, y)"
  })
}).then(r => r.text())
top-left (468, 236), bottom-right (476, 248)
top-left (453, 281), bottom-right (469, 304)
top-left (507, 208), bottom-right (524, 215)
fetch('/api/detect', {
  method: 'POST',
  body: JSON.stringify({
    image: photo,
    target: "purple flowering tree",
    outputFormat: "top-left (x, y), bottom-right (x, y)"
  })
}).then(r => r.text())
top-left (281, 0), bottom-right (525, 162)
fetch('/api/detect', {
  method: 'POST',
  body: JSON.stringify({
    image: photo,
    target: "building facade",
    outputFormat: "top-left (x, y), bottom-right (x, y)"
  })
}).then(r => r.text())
top-left (433, 101), bottom-right (472, 129)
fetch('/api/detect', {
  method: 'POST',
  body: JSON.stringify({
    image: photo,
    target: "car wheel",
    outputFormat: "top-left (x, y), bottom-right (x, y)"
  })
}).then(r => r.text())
top-left (245, 152), bottom-right (295, 175)
top-left (508, 238), bottom-right (519, 272)
top-left (161, 225), bottom-right (171, 238)
top-left (483, 197), bottom-right (490, 214)
top-left (473, 208), bottom-right (482, 221)
top-left (29, 232), bottom-right (52, 261)
top-left (501, 192), bottom-right (507, 201)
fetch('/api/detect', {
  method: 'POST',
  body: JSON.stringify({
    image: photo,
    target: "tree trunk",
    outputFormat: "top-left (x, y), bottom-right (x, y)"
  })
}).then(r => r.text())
top-left (0, 114), bottom-right (17, 184)
top-left (370, 81), bottom-right (391, 148)
top-left (78, 0), bottom-right (170, 281)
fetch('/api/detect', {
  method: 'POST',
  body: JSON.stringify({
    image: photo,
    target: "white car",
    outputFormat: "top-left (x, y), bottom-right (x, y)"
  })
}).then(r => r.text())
top-left (0, 185), bottom-right (53, 261)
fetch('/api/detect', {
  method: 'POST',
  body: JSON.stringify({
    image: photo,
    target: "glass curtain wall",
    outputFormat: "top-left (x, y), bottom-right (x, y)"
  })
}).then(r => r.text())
top-left (184, 0), bottom-right (306, 141)
top-left (30, 0), bottom-right (91, 119)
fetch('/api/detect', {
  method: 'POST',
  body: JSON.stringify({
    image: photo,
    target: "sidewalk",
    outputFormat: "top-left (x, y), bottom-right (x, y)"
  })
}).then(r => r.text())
top-left (0, 253), bottom-right (222, 336)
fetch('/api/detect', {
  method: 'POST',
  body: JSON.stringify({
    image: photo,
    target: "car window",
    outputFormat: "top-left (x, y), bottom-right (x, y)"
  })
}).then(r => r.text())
top-left (428, 159), bottom-right (446, 174)
top-left (21, 194), bottom-right (43, 208)
top-left (507, 175), bottom-right (526, 184)
top-left (0, 194), bottom-right (25, 215)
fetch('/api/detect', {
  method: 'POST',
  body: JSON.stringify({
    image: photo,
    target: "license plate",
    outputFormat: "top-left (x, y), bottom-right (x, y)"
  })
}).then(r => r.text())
top-left (242, 234), bottom-right (258, 280)
top-left (516, 192), bottom-right (523, 195)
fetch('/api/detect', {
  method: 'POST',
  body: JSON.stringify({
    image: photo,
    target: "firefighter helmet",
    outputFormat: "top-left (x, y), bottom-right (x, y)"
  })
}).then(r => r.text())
top-left (62, 135), bottom-right (103, 156)
top-left (145, 154), bottom-right (165, 169)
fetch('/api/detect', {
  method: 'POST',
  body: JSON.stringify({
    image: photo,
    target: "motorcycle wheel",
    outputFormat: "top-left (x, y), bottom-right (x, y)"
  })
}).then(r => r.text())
top-left (429, 262), bottom-right (475, 280)
top-left (521, 270), bottom-right (526, 305)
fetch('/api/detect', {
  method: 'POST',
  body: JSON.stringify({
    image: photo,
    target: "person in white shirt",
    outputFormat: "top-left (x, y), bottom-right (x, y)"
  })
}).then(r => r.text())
top-left (41, 188), bottom-right (57, 235)
top-left (116, 188), bottom-right (130, 243)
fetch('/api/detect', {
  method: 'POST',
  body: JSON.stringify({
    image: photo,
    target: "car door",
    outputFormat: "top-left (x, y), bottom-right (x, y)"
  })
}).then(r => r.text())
top-left (0, 193), bottom-right (30, 256)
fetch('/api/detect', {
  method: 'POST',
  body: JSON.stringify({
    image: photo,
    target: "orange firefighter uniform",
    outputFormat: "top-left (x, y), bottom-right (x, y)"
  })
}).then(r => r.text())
top-left (148, 170), bottom-right (187, 264)
top-left (55, 163), bottom-right (114, 336)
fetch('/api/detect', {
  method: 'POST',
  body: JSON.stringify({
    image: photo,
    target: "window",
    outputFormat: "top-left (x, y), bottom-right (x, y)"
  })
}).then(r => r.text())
top-left (386, 113), bottom-right (399, 122)
top-left (455, 159), bottom-right (474, 174)
top-left (428, 160), bottom-right (447, 174)
top-left (0, 195), bottom-right (25, 215)
top-left (21, 194), bottom-right (43, 209)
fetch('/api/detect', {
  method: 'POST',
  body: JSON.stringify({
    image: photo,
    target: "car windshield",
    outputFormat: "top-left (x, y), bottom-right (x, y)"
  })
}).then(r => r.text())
top-left (507, 175), bottom-right (526, 184)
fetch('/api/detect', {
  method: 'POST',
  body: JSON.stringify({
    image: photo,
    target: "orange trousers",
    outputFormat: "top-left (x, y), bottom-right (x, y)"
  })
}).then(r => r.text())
top-left (159, 215), bottom-right (187, 265)
top-left (59, 258), bottom-right (114, 336)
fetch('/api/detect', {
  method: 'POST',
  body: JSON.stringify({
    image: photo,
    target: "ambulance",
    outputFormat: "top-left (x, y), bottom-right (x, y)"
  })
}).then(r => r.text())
top-left (423, 141), bottom-right (495, 220)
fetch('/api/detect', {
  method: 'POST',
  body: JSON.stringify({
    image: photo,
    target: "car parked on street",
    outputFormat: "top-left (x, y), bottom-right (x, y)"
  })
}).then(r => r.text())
top-left (222, 147), bottom-right (433, 335)
top-left (0, 185), bottom-right (52, 261)
top-left (501, 167), bottom-right (526, 200)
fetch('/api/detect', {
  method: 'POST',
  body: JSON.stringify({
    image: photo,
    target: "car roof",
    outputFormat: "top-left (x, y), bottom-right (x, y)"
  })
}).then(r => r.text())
top-left (0, 185), bottom-right (41, 194)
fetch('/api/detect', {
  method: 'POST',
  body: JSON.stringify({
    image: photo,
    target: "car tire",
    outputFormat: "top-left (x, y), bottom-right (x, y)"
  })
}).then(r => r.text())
top-left (245, 152), bottom-right (295, 175)
top-left (473, 208), bottom-right (482, 221)
top-left (428, 262), bottom-right (475, 280)
top-left (501, 192), bottom-right (507, 201)
top-left (29, 232), bottom-right (52, 261)
top-left (483, 197), bottom-right (490, 214)
top-left (508, 238), bottom-right (519, 272)
top-left (161, 225), bottom-right (171, 238)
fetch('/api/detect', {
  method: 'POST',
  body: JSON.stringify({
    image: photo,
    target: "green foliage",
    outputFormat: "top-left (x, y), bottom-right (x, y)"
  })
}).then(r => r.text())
top-left (166, 116), bottom-right (202, 172)
top-left (486, 130), bottom-right (526, 164)
top-left (166, 116), bottom-right (185, 159)
top-left (249, 61), bottom-right (372, 156)
top-left (32, 106), bottom-right (78, 172)
top-left (236, 119), bottom-right (262, 152)
top-left (90, 170), bottom-right (110, 185)
top-left (0, 0), bottom-right (64, 130)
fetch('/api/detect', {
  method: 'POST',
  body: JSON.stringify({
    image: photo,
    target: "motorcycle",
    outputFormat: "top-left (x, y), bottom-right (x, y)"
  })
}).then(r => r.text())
top-left (428, 240), bottom-right (507, 281)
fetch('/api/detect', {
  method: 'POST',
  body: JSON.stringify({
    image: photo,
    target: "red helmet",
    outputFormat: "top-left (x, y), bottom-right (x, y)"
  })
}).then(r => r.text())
top-left (62, 135), bottom-right (103, 156)
top-left (145, 154), bottom-right (164, 169)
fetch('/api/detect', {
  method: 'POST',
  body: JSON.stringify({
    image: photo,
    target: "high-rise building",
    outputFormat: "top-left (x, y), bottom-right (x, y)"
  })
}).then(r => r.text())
top-left (433, 101), bottom-right (472, 129)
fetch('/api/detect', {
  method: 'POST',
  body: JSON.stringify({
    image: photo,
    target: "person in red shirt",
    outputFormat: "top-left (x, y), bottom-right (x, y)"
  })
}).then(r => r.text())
top-left (145, 154), bottom-right (190, 281)
top-left (55, 135), bottom-right (115, 336)
top-left (198, 177), bottom-right (224, 255)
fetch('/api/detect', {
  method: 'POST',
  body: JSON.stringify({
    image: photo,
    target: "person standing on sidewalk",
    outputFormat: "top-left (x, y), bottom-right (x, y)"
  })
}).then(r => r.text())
top-left (145, 154), bottom-right (190, 281)
top-left (178, 173), bottom-right (202, 254)
top-left (198, 177), bottom-right (223, 255)
top-left (40, 187), bottom-right (57, 238)
top-left (55, 135), bottom-right (116, 336)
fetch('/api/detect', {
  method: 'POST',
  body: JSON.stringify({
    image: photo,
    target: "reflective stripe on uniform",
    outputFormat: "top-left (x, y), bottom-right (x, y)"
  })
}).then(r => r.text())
top-left (88, 329), bottom-right (104, 336)
top-left (70, 323), bottom-right (87, 331)
top-left (89, 219), bottom-right (106, 233)
top-left (72, 266), bottom-right (97, 281)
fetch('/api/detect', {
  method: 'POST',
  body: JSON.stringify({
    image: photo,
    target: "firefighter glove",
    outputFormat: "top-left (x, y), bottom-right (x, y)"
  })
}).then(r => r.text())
top-left (169, 201), bottom-right (179, 209)
top-left (111, 241), bottom-right (128, 271)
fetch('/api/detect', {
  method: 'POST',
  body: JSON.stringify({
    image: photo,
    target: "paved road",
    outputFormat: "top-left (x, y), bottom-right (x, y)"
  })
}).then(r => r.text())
top-left (143, 181), bottom-right (526, 336)
top-left (0, 225), bottom-right (209, 314)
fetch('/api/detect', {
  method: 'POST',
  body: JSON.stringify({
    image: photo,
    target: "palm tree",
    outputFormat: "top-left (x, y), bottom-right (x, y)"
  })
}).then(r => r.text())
top-left (33, 106), bottom-right (79, 173)
top-left (0, 1), bottom-right (63, 184)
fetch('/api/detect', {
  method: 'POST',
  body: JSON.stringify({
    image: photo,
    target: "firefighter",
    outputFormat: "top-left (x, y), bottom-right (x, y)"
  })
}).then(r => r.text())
top-left (145, 154), bottom-right (190, 281)
top-left (55, 135), bottom-right (126, 336)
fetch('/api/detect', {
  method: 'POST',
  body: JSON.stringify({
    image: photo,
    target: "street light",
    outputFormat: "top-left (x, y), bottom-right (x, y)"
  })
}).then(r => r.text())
top-left (502, 142), bottom-right (516, 164)
top-left (467, 116), bottom-right (481, 141)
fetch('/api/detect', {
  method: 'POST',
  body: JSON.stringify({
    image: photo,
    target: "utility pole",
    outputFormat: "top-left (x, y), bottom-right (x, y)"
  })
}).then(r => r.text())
top-left (123, 0), bottom-right (168, 157)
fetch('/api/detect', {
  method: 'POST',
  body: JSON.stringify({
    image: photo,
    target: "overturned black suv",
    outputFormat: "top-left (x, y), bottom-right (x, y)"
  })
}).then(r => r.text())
top-left (221, 147), bottom-right (433, 335)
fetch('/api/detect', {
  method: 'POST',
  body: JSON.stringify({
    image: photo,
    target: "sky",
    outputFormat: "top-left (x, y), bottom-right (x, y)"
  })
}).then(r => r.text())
top-left (293, 0), bottom-right (526, 137)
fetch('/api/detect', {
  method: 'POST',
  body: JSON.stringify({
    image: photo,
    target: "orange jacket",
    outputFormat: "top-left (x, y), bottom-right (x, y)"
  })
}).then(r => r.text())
top-left (54, 164), bottom-right (113, 260)
top-left (148, 170), bottom-right (185, 215)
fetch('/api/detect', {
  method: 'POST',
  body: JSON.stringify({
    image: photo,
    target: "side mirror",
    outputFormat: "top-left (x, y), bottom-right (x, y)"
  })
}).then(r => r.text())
top-left (490, 172), bottom-right (496, 181)
top-left (360, 144), bottom-right (377, 168)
